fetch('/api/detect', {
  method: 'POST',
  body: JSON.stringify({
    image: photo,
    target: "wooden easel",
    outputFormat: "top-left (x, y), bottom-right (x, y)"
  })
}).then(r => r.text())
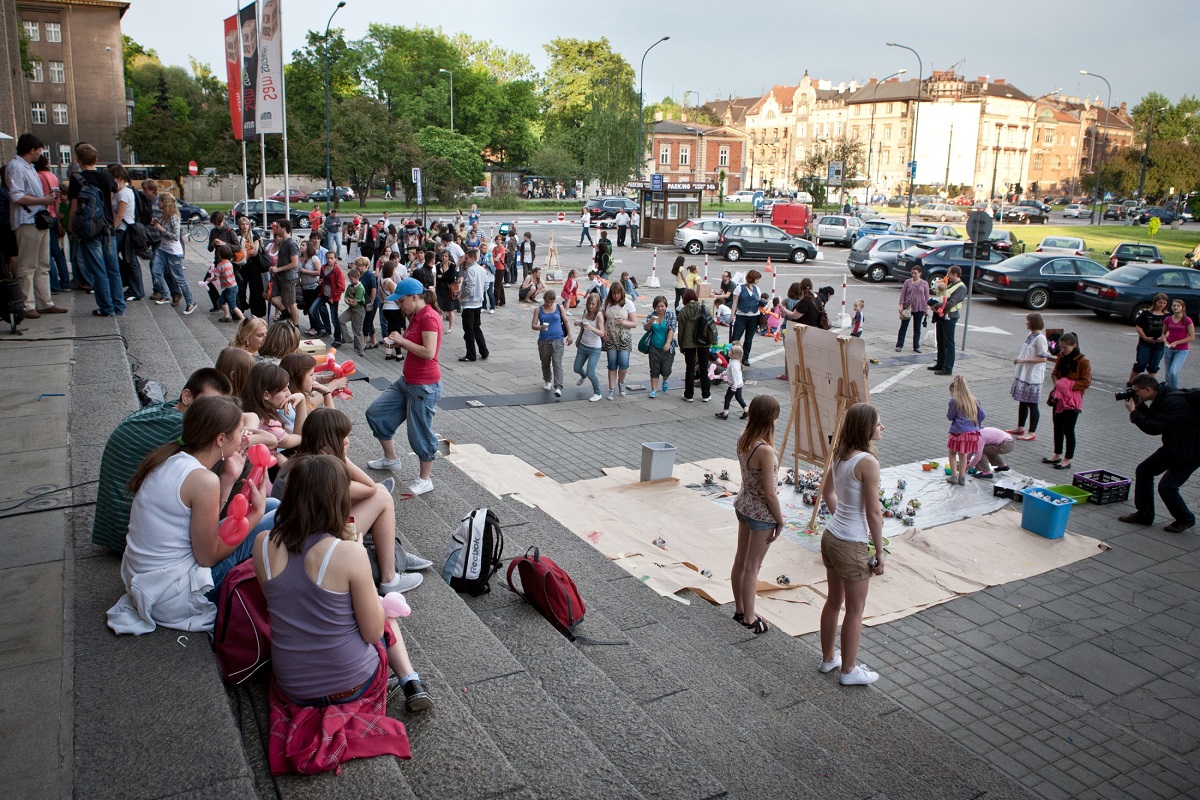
top-left (776, 325), bottom-right (866, 530)
top-left (544, 234), bottom-right (561, 281)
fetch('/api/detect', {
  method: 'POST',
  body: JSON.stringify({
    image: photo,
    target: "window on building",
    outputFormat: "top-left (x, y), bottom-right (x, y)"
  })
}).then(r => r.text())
top-left (679, 145), bottom-right (690, 166)
top-left (49, 61), bottom-right (64, 83)
top-left (851, 126), bottom-right (859, 140)
top-left (795, 145), bottom-right (804, 160)
top-left (1070, 136), bottom-right (1076, 147)
top-left (58, 144), bottom-right (71, 166)
top-left (1053, 156), bottom-right (1061, 170)
top-left (29, 60), bottom-right (43, 82)
top-left (718, 147), bottom-right (729, 167)
top-left (853, 105), bottom-right (860, 116)
top-left (1033, 154), bottom-right (1043, 170)
top-left (884, 125), bottom-right (892, 141)
top-left (834, 121), bottom-right (843, 136)
top-left (22, 21), bottom-right (39, 41)
top-left (797, 122), bottom-right (806, 138)
top-left (886, 103), bottom-right (894, 113)
top-left (660, 144), bottom-right (670, 165)
top-left (52, 103), bottom-right (67, 125)
top-left (1045, 131), bottom-right (1055, 145)
top-left (881, 148), bottom-right (890, 165)
top-left (45, 22), bottom-right (61, 43)
top-left (30, 102), bottom-right (46, 124)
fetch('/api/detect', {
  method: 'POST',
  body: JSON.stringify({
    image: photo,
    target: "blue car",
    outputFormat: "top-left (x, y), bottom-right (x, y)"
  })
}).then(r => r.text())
top-left (854, 219), bottom-right (907, 242)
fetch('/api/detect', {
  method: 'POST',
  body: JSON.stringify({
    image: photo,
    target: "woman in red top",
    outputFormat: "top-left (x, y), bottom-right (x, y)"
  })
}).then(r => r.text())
top-left (365, 278), bottom-right (443, 496)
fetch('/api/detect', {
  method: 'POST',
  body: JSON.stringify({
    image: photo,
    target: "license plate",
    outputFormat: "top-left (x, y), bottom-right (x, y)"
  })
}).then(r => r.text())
top-left (1084, 286), bottom-right (1099, 295)
top-left (982, 274), bottom-right (994, 282)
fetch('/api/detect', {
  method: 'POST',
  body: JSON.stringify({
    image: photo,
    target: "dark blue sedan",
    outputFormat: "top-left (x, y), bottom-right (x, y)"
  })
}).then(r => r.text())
top-left (1074, 265), bottom-right (1200, 324)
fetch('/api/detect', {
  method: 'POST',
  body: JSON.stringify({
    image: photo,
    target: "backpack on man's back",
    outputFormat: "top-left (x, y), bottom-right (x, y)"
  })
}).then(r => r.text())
top-left (71, 180), bottom-right (108, 242)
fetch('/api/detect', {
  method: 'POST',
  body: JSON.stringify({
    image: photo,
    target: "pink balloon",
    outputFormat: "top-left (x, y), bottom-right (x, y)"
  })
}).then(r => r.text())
top-left (226, 493), bottom-right (249, 519)
top-left (218, 515), bottom-right (250, 546)
top-left (381, 592), bottom-right (411, 618)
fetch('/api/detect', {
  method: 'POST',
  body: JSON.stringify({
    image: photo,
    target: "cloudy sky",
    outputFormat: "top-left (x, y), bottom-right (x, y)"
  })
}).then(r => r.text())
top-left (122, 0), bottom-right (1193, 111)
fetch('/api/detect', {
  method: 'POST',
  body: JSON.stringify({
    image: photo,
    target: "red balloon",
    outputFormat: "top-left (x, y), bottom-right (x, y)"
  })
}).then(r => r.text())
top-left (218, 515), bottom-right (250, 545)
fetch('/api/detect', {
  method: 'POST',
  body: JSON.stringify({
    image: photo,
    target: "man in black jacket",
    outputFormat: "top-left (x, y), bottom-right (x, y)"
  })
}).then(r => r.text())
top-left (1119, 374), bottom-right (1200, 532)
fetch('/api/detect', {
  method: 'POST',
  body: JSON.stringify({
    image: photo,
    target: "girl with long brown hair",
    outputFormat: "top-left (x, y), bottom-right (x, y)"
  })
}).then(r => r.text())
top-left (730, 394), bottom-right (783, 635)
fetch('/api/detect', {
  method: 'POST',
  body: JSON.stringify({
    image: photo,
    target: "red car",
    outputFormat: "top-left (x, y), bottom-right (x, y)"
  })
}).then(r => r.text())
top-left (267, 188), bottom-right (308, 203)
top-left (952, 196), bottom-right (974, 206)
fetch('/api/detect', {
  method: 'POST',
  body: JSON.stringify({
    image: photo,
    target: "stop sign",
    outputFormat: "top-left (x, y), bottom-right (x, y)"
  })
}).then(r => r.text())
top-left (188, 160), bottom-right (198, 176)
top-left (557, 212), bottom-right (565, 221)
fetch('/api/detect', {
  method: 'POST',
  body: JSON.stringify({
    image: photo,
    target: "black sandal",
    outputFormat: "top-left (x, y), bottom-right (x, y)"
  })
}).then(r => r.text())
top-left (742, 616), bottom-right (770, 634)
top-left (733, 611), bottom-right (744, 623)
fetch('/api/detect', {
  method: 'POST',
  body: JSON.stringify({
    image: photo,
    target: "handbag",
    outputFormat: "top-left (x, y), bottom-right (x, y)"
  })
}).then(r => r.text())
top-left (637, 329), bottom-right (652, 354)
top-left (33, 209), bottom-right (54, 231)
top-left (900, 307), bottom-right (912, 320)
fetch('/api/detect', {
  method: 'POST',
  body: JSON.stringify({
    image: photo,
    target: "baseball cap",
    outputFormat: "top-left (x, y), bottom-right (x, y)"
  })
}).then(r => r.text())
top-left (386, 277), bottom-right (425, 302)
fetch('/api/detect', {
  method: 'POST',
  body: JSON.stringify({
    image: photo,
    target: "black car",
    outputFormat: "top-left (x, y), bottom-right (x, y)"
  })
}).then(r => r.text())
top-left (232, 199), bottom-right (313, 229)
top-left (975, 253), bottom-right (1109, 310)
top-left (584, 196), bottom-right (639, 226)
top-left (848, 235), bottom-right (921, 283)
top-left (1002, 206), bottom-right (1049, 224)
top-left (985, 230), bottom-right (1024, 255)
top-left (893, 241), bottom-right (1007, 282)
top-left (1074, 265), bottom-right (1200, 323)
top-left (308, 186), bottom-right (355, 203)
top-left (1135, 207), bottom-right (1178, 225)
top-left (718, 223), bottom-right (817, 264)
top-left (1103, 204), bottom-right (1124, 220)
top-left (1106, 242), bottom-right (1163, 270)
top-left (177, 201), bottom-right (209, 223)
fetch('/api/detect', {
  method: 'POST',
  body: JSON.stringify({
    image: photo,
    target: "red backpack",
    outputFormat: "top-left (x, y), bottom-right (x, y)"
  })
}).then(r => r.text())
top-left (212, 560), bottom-right (272, 684)
top-left (506, 547), bottom-right (586, 639)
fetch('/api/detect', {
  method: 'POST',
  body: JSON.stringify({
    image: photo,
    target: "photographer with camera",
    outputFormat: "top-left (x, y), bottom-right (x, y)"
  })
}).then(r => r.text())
top-left (926, 266), bottom-right (967, 376)
top-left (1119, 374), bottom-right (1200, 533)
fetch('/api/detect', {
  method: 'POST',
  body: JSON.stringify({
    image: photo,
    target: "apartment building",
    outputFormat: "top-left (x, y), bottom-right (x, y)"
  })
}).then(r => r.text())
top-left (648, 119), bottom-right (748, 198)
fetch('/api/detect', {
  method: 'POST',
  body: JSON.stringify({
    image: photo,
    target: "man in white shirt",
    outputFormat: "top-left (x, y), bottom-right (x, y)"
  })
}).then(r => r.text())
top-left (5, 133), bottom-right (65, 316)
top-left (457, 248), bottom-right (489, 362)
top-left (614, 209), bottom-right (630, 247)
top-left (442, 232), bottom-right (465, 265)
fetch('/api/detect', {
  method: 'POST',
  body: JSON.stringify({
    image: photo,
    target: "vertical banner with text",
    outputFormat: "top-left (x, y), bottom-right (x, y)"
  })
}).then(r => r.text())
top-left (238, 2), bottom-right (258, 139)
top-left (256, 0), bottom-right (283, 134)
top-left (222, 14), bottom-right (242, 140)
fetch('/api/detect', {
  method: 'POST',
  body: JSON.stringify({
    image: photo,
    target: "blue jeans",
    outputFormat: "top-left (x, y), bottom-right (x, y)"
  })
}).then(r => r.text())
top-left (574, 344), bottom-right (601, 393)
top-left (366, 377), bottom-right (443, 463)
top-left (69, 236), bottom-right (90, 287)
top-left (208, 498), bottom-right (280, 595)
top-left (79, 236), bottom-right (126, 316)
top-left (1133, 340), bottom-right (1166, 374)
top-left (579, 225), bottom-right (593, 245)
top-left (605, 347), bottom-right (631, 371)
top-left (484, 283), bottom-right (496, 311)
top-left (1163, 348), bottom-right (1189, 388)
top-left (159, 250), bottom-right (192, 304)
top-left (148, 246), bottom-right (169, 297)
top-left (48, 233), bottom-right (69, 292)
top-left (731, 315), bottom-right (757, 361)
top-left (219, 285), bottom-right (239, 313)
top-left (310, 295), bottom-right (341, 338)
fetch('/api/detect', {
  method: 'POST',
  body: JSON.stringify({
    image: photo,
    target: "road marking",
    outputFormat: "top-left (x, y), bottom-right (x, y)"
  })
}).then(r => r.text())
top-left (1008, 311), bottom-right (1093, 317)
top-left (966, 325), bottom-right (1013, 335)
top-left (871, 364), bottom-right (920, 394)
top-left (748, 346), bottom-right (785, 364)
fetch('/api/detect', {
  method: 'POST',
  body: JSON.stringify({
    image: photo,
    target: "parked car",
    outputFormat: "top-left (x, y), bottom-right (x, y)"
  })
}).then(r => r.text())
top-left (307, 186), bottom-right (355, 203)
top-left (1063, 203), bottom-right (1085, 219)
top-left (918, 203), bottom-right (968, 222)
top-left (952, 196), bottom-right (975, 206)
top-left (907, 223), bottom-right (962, 241)
top-left (975, 253), bottom-right (1109, 310)
top-left (471, 185), bottom-right (489, 197)
top-left (1018, 200), bottom-right (1053, 215)
top-left (984, 230), bottom-right (1024, 255)
top-left (1003, 206), bottom-right (1049, 224)
top-left (232, 199), bottom-right (313, 229)
top-left (856, 206), bottom-right (886, 221)
top-left (1035, 236), bottom-right (1089, 256)
top-left (1106, 242), bottom-right (1163, 270)
top-left (769, 203), bottom-right (814, 239)
top-left (1103, 205), bottom-right (1124, 220)
top-left (893, 240), bottom-right (1007, 282)
top-left (754, 199), bottom-right (776, 218)
top-left (266, 188), bottom-right (309, 203)
top-left (584, 196), bottom-right (639, 226)
top-left (717, 223), bottom-right (817, 264)
top-left (886, 195), bottom-right (907, 207)
top-left (724, 190), bottom-right (758, 204)
top-left (1075, 265), bottom-right (1200, 323)
top-left (1121, 199), bottom-right (1142, 217)
top-left (674, 218), bottom-right (731, 255)
top-left (1135, 207), bottom-right (1178, 225)
top-left (854, 219), bottom-right (907, 242)
top-left (814, 214), bottom-right (863, 246)
top-left (177, 201), bottom-right (209, 224)
top-left (848, 235), bottom-right (922, 283)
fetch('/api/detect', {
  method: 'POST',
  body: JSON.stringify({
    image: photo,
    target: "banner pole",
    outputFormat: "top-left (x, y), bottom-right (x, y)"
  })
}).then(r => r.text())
top-left (276, 0), bottom-right (291, 221)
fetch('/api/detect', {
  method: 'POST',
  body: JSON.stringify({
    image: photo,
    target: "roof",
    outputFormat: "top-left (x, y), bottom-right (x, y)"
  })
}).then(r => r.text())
top-left (652, 119), bottom-right (746, 139)
top-left (845, 76), bottom-right (1032, 105)
top-left (703, 96), bottom-right (759, 126)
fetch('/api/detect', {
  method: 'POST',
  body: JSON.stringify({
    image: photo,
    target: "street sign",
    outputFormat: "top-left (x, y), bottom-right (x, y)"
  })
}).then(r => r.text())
top-left (716, 211), bottom-right (725, 219)
top-left (1104, 192), bottom-right (1113, 202)
top-left (965, 210), bottom-right (994, 241)
top-left (650, 174), bottom-right (664, 191)
top-left (828, 161), bottom-right (844, 187)
top-left (188, 160), bottom-right (198, 176)
top-left (908, 160), bottom-right (917, 180)
top-left (411, 167), bottom-right (421, 184)
top-left (557, 211), bottom-right (565, 221)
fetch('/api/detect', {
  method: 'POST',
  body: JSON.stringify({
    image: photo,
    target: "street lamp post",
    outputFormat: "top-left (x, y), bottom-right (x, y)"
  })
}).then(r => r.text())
top-left (1080, 70), bottom-right (1112, 226)
top-left (323, 1), bottom-right (346, 213)
top-left (1138, 105), bottom-right (1167, 201)
top-left (439, 68), bottom-right (454, 132)
top-left (887, 42), bottom-right (923, 225)
top-left (105, 46), bottom-right (121, 162)
top-left (988, 123), bottom-right (1004, 201)
top-left (1016, 88), bottom-right (1061, 205)
top-left (636, 36), bottom-right (670, 180)
top-left (866, 69), bottom-right (906, 205)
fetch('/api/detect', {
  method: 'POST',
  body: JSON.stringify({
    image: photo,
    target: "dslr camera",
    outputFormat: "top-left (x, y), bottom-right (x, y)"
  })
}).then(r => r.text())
top-left (1115, 387), bottom-right (1136, 402)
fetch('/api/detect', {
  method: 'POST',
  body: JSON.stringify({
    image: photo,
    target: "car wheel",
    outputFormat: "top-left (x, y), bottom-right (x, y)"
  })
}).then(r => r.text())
top-left (1129, 303), bottom-right (1151, 325)
top-left (1024, 217), bottom-right (1032, 225)
top-left (1025, 287), bottom-right (1050, 310)
top-left (1092, 310), bottom-right (1111, 319)
top-left (685, 240), bottom-right (703, 255)
top-left (791, 248), bottom-right (808, 264)
top-left (724, 246), bottom-right (742, 262)
top-left (867, 264), bottom-right (887, 283)
top-left (299, 217), bottom-right (311, 229)
top-left (940, 215), bottom-right (947, 222)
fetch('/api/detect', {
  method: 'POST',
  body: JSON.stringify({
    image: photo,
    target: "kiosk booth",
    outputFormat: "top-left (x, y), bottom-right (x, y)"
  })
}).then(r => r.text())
top-left (628, 176), bottom-right (717, 246)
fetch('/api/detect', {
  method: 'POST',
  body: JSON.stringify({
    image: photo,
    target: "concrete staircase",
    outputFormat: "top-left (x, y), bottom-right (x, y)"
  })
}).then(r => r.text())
top-left (69, 296), bottom-right (1032, 800)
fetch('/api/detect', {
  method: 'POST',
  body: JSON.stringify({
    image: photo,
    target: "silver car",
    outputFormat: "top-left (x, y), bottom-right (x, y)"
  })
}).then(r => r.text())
top-left (674, 218), bottom-right (730, 255)
top-left (815, 215), bottom-right (863, 247)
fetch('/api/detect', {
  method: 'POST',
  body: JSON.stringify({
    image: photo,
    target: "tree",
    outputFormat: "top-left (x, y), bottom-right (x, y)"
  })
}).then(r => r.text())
top-left (328, 95), bottom-right (418, 207)
top-left (122, 34), bottom-right (157, 76)
top-left (528, 137), bottom-right (580, 181)
top-left (417, 126), bottom-right (484, 197)
top-left (581, 79), bottom-right (640, 192)
top-left (449, 33), bottom-right (536, 82)
top-left (542, 38), bottom-right (636, 166)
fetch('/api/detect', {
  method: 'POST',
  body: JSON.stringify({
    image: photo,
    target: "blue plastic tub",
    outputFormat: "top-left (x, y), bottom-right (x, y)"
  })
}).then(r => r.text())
top-left (1020, 487), bottom-right (1076, 539)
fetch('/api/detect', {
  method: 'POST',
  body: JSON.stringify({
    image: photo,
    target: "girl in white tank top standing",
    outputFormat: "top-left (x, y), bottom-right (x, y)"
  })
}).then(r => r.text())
top-left (731, 395), bottom-right (784, 635)
top-left (819, 403), bottom-right (886, 685)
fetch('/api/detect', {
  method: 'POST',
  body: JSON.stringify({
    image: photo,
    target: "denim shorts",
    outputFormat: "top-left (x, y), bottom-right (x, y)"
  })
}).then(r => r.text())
top-left (219, 285), bottom-right (238, 310)
top-left (1133, 340), bottom-right (1165, 374)
top-left (365, 376), bottom-right (443, 462)
top-left (736, 509), bottom-right (777, 531)
top-left (606, 347), bottom-right (631, 371)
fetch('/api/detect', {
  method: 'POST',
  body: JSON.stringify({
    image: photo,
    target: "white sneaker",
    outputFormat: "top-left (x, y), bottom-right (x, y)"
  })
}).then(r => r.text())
top-left (618, 383), bottom-right (627, 396)
top-left (576, 376), bottom-right (586, 386)
top-left (367, 457), bottom-right (403, 472)
top-left (607, 390), bottom-right (614, 400)
top-left (408, 477), bottom-right (434, 496)
top-left (819, 650), bottom-right (842, 674)
top-left (839, 664), bottom-right (879, 686)
top-left (404, 553), bottom-right (433, 571)
top-left (154, 298), bottom-right (171, 305)
top-left (554, 388), bottom-right (562, 397)
top-left (589, 393), bottom-right (602, 402)
top-left (543, 381), bottom-right (553, 390)
top-left (488, 309), bottom-right (495, 314)
top-left (378, 572), bottom-right (423, 595)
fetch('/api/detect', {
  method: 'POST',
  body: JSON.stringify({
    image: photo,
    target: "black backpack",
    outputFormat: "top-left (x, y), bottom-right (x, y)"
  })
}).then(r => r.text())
top-left (71, 181), bottom-right (108, 241)
top-left (442, 508), bottom-right (504, 596)
top-left (694, 305), bottom-right (718, 348)
top-left (133, 189), bottom-right (153, 226)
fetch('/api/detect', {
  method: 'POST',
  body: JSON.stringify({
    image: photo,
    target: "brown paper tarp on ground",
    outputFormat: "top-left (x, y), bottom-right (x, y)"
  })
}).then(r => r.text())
top-left (447, 444), bottom-right (1106, 636)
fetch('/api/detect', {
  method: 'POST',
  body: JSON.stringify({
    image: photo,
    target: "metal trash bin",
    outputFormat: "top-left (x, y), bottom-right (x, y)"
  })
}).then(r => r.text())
top-left (640, 442), bottom-right (677, 482)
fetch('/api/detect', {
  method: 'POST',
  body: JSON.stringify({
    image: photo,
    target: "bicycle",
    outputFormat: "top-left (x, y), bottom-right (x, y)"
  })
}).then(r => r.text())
top-left (184, 219), bottom-right (210, 243)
